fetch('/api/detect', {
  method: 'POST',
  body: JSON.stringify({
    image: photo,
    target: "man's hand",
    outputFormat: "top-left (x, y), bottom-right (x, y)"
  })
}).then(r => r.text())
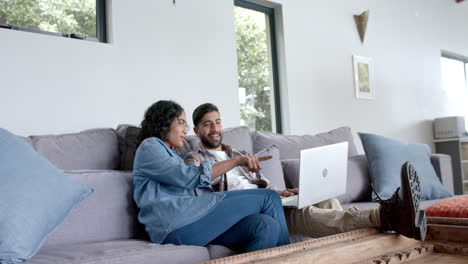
top-left (280, 188), bottom-right (299, 197)
top-left (236, 155), bottom-right (272, 172)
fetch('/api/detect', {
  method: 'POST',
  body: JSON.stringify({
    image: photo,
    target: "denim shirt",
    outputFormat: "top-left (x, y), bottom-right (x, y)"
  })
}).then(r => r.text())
top-left (133, 137), bottom-right (225, 243)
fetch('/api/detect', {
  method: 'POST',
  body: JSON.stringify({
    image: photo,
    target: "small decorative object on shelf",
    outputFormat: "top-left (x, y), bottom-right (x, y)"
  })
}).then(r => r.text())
top-left (433, 116), bottom-right (467, 139)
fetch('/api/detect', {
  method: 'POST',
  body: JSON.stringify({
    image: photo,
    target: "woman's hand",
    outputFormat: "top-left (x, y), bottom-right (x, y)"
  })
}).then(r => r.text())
top-left (211, 155), bottom-right (272, 180)
top-left (236, 155), bottom-right (272, 172)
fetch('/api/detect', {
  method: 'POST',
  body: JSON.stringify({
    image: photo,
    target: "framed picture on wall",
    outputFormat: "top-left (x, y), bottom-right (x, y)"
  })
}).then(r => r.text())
top-left (353, 55), bottom-right (374, 99)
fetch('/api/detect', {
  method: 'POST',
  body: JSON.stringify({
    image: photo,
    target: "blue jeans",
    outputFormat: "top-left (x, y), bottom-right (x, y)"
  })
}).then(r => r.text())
top-left (163, 189), bottom-right (290, 252)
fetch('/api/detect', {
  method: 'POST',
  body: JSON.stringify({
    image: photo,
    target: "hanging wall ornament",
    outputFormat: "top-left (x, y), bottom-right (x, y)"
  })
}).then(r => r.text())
top-left (354, 10), bottom-right (369, 44)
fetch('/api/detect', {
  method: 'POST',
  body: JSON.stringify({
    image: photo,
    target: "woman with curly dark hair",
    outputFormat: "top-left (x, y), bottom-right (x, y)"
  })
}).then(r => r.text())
top-left (133, 100), bottom-right (290, 253)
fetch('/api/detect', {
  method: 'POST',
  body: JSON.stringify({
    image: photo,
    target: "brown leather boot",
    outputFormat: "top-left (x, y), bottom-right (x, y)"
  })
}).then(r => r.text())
top-left (375, 161), bottom-right (427, 240)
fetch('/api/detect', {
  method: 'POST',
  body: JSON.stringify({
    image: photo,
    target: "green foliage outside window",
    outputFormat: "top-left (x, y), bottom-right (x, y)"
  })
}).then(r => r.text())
top-left (235, 8), bottom-right (273, 132)
top-left (0, 0), bottom-right (96, 38)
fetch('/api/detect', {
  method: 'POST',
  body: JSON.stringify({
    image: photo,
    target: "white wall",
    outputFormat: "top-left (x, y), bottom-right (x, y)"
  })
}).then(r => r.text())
top-left (275, 0), bottom-right (468, 152)
top-left (1, 0), bottom-right (468, 154)
top-left (1, 0), bottom-right (240, 136)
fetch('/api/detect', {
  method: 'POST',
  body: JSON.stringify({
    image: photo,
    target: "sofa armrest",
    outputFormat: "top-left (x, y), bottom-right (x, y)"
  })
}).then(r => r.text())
top-left (430, 153), bottom-right (454, 195)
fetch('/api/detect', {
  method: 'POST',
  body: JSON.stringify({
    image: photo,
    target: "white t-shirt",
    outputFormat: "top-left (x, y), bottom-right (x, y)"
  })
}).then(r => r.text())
top-left (208, 150), bottom-right (258, 191)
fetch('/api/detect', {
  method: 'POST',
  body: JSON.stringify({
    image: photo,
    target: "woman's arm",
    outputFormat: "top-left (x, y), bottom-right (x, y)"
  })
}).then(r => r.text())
top-left (134, 139), bottom-right (213, 189)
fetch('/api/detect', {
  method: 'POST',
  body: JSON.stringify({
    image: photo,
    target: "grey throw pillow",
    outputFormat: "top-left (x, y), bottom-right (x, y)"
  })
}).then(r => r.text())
top-left (116, 124), bottom-right (192, 170)
top-left (281, 159), bottom-right (300, 189)
top-left (255, 145), bottom-right (286, 191)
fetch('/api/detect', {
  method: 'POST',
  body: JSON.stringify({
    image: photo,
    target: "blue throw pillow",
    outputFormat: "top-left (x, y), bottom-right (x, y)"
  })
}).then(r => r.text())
top-left (0, 128), bottom-right (93, 263)
top-left (359, 132), bottom-right (452, 200)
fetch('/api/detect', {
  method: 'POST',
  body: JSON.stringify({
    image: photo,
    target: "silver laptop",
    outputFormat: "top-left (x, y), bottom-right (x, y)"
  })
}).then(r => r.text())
top-left (282, 142), bottom-right (348, 209)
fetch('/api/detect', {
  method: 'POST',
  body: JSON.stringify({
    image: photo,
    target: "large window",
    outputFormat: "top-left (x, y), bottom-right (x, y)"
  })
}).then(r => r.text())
top-left (441, 54), bottom-right (468, 128)
top-left (234, 0), bottom-right (282, 133)
top-left (0, 0), bottom-right (106, 42)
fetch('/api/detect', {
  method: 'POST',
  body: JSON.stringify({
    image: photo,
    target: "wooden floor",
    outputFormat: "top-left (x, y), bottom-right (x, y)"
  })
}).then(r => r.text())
top-left (203, 217), bottom-right (468, 264)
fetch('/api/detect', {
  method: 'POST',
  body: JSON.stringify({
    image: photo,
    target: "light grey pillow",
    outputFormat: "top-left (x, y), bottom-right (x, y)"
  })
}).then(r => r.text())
top-left (255, 145), bottom-right (286, 191)
top-left (252, 127), bottom-right (358, 160)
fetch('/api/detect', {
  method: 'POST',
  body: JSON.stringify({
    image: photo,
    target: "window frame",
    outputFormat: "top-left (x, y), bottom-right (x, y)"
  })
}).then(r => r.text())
top-left (442, 53), bottom-right (468, 85)
top-left (0, 0), bottom-right (107, 43)
top-left (234, 0), bottom-right (283, 133)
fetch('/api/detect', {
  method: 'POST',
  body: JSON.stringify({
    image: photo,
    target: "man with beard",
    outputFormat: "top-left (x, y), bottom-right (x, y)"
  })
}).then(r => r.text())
top-left (184, 103), bottom-right (426, 240)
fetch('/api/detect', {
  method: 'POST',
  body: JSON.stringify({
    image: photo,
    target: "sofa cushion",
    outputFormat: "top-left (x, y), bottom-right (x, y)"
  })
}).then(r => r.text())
top-left (29, 239), bottom-right (210, 264)
top-left (281, 159), bottom-right (300, 189)
top-left (281, 155), bottom-right (371, 203)
top-left (426, 195), bottom-right (468, 218)
top-left (206, 245), bottom-right (237, 260)
top-left (252, 127), bottom-right (358, 160)
top-left (116, 125), bottom-right (141, 171)
top-left (0, 128), bottom-right (93, 264)
top-left (29, 128), bottom-right (120, 170)
top-left (44, 170), bottom-right (143, 247)
top-left (116, 125), bottom-right (192, 170)
top-left (359, 133), bottom-right (452, 200)
top-left (343, 196), bottom-right (459, 211)
top-left (19, 135), bottom-right (33, 146)
top-left (187, 126), bottom-right (254, 155)
top-left (255, 145), bottom-right (286, 191)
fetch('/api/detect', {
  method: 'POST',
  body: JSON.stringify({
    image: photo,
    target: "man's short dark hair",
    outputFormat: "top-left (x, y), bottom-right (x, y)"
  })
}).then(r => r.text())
top-left (192, 103), bottom-right (219, 126)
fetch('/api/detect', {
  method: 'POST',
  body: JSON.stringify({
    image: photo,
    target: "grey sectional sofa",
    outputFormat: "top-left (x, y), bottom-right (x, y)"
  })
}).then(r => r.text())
top-left (19, 125), bottom-right (454, 264)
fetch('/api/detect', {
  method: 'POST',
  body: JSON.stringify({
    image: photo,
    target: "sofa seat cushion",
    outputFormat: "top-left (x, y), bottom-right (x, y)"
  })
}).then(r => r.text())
top-left (342, 196), bottom-right (459, 211)
top-left (426, 195), bottom-right (468, 218)
top-left (27, 239), bottom-right (210, 264)
top-left (206, 245), bottom-right (237, 260)
top-left (29, 128), bottom-right (120, 170)
top-left (252, 127), bottom-right (359, 160)
top-left (44, 170), bottom-right (143, 247)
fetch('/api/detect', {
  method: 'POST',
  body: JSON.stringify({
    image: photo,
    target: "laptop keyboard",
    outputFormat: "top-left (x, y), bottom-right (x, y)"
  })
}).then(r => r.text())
top-left (281, 195), bottom-right (298, 207)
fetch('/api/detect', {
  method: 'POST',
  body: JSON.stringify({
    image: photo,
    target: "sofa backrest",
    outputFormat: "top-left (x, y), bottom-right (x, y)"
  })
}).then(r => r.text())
top-left (251, 126), bottom-right (359, 160)
top-left (186, 126), bottom-right (254, 154)
top-left (43, 170), bottom-right (144, 247)
top-left (26, 128), bottom-right (120, 170)
top-left (117, 125), bottom-right (254, 170)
